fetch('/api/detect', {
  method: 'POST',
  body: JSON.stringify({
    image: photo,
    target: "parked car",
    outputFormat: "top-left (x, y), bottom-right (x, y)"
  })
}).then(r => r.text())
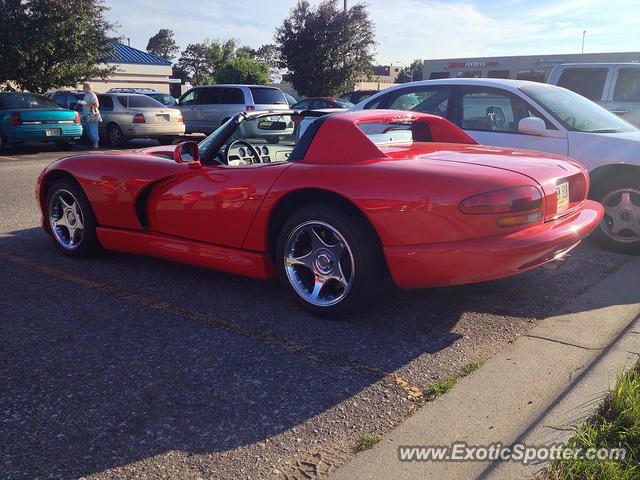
top-left (352, 78), bottom-right (640, 253)
top-left (339, 90), bottom-right (379, 104)
top-left (106, 88), bottom-right (178, 107)
top-left (96, 93), bottom-right (184, 147)
top-left (37, 109), bottom-right (602, 315)
top-left (0, 92), bottom-right (82, 150)
top-left (52, 91), bottom-right (185, 146)
top-left (292, 97), bottom-right (354, 110)
top-left (547, 63), bottom-right (640, 127)
top-left (178, 84), bottom-right (288, 135)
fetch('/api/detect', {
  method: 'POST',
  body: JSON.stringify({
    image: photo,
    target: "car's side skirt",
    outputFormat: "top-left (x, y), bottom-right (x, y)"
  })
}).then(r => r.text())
top-left (96, 227), bottom-right (276, 280)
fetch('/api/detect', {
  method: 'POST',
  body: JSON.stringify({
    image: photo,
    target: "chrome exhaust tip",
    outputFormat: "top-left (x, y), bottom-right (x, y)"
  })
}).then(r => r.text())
top-left (541, 254), bottom-right (570, 271)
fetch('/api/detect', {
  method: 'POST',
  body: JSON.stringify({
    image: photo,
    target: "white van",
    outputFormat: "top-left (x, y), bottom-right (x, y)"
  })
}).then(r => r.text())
top-left (178, 85), bottom-right (288, 134)
top-left (548, 63), bottom-right (640, 127)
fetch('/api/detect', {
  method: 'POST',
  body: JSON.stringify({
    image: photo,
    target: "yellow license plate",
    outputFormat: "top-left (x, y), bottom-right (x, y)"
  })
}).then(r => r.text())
top-left (556, 181), bottom-right (569, 211)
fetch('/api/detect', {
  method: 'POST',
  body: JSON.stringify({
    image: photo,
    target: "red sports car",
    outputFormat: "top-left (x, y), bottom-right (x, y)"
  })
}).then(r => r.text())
top-left (37, 110), bottom-right (604, 315)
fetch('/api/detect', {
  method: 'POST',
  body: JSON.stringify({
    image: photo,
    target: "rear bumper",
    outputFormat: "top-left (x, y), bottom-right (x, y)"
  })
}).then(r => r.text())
top-left (5, 124), bottom-right (83, 142)
top-left (384, 200), bottom-right (604, 289)
top-left (121, 123), bottom-right (185, 137)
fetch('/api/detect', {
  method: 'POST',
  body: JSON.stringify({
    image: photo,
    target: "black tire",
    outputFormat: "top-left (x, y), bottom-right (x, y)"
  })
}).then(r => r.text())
top-left (590, 174), bottom-right (640, 254)
top-left (275, 204), bottom-right (385, 316)
top-left (45, 178), bottom-right (100, 257)
top-left (157, 137), bottom-right (176, 145)
top-left (107, 123), bottom-right (127, 148)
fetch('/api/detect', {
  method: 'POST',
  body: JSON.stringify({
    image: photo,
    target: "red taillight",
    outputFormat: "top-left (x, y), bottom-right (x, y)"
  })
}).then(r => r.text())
top-left (133, 113), bottom-right (145, 123)
top-left (177, 113), bottom-right (183, 123)
top-left (74, 112), bottom-right (80, 123)
top-left (246, 105), bottom-right (255, 111)
top-left (459, 186), bottom-right (542, 215)
top-left (10, 112), bottom-right (21, 125)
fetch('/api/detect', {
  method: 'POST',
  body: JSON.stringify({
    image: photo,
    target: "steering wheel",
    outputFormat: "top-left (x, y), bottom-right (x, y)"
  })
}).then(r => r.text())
top-left (225, 140), bottom-right (262, 165)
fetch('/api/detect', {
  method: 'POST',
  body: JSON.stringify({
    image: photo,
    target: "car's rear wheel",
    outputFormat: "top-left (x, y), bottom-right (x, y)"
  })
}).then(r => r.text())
top-left (107, 123), bottom-right (127, 148)
top-left (591, 176), bottom-right (640, 254)
top-left (276, 205), bottom-right (384, 316)
top-left (45, 179), bottom-right (100, 257)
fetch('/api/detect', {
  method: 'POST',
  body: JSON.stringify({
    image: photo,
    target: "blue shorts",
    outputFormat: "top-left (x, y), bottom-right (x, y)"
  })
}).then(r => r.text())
top-left (84, 122), bottom-right (99, 142)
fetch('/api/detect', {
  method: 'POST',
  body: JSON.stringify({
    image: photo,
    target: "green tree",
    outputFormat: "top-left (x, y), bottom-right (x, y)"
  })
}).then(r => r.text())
top-left (214, 57), bottom-right (269, 85)
top-left (0, 0), bottom-right (117, 93)
top-left (275, 0), bottom-right (375, 96)
top-left (175, 43), bottom-right (212, 85)
top-left (254, 44), bottom-right (282, 82)
top-left (396, 59), bottom-right (423, 83)
top-left (146, 28), bottom-right (179, 61)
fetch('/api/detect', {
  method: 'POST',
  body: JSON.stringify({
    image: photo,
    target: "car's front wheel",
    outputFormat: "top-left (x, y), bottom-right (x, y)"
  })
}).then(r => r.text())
top-left (591, 175), bottom-right (640, 254)
top-left (45, 179), bottom-right (100, 257)
top-left (276, 205), bottom-right (385, 316)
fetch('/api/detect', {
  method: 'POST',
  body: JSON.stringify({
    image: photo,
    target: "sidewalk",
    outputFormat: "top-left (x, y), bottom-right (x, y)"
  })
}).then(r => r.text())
top-left (328, 256), bottom-right (640, 480)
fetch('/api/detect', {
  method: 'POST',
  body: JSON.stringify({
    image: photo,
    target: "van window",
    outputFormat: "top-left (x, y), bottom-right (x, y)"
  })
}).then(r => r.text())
top-left (557, 68), bottom-right (608, 101)
top-left (249, 87), bottom-right (286, 105)
top-left (180, 89), bottom-right (199, 105)
top-left (613, 68), bottom-right (640, 101)
top-left (221, 88), bottom-right (245, 104)
top-left (200, 87), bottom-right (222, 104)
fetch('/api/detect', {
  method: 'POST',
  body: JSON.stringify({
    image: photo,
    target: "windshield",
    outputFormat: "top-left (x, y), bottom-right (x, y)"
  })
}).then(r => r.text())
top-left (520, 85), bottom-right (635, 133)
top-left (0, 93), bottom-right (59, 109)
top-left (116, 95), bottom-right (165, 108)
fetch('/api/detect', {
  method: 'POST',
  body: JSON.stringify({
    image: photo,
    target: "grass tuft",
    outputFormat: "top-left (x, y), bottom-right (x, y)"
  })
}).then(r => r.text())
top-left (546, 364), bottom-right (640, 479)
top-left (428, 361), bottom-right (482, 398)
top-left (358, 434), bottom-right (381, 451)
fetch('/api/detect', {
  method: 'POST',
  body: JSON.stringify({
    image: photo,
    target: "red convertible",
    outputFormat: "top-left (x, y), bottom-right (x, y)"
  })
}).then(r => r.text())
top-left (37, 110), bottom-right (603, 315)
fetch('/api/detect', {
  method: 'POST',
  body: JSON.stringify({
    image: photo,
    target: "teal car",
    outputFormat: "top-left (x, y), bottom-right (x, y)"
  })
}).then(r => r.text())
top-left (0, 92), bottom-right (83, 150)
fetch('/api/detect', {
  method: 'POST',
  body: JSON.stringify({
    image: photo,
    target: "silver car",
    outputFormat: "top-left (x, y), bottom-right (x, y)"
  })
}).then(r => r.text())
top-left (95, 93), bottom-right (185, 147)
top-left (178, 85), bottom-right (288, 135)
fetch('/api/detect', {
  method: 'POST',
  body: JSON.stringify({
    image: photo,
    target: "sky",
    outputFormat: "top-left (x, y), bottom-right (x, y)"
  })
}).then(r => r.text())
top-left (107, 0), bottom-right (640, 65)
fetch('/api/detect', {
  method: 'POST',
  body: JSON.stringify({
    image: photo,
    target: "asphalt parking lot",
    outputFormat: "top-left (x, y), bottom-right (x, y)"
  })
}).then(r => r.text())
top-left (0, 143), bottom-right (632, 480)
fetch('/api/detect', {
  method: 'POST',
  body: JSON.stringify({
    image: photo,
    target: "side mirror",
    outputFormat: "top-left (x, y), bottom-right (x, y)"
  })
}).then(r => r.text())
top-left (518, 117), bottom-right (548, 136)
top-left (174, 141), bottom-right (201, 169)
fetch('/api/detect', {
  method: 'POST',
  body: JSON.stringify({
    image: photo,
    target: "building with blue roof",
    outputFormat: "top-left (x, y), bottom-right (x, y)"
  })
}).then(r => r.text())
top-left (87, 42), bottom-right (175, 94)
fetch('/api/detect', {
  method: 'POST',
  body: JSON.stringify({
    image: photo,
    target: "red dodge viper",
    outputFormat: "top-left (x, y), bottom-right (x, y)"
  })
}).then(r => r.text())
top-left (37, 110), bottom-right (604, 314)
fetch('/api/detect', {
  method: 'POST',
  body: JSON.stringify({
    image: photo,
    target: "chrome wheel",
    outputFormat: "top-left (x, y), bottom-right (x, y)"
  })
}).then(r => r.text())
top-left (284, 221), bottom-right (354, 307)
top-left (108, 124), bottom-right (123, 147)
top-left (48, 189), bottom-right (85, 250)
top-left (600, 187), bottom-right (640, 244)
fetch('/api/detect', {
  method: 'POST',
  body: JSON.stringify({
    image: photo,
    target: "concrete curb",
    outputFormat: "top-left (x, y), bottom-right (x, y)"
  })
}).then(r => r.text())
top-left (327, 256), bottom-right (640, 480)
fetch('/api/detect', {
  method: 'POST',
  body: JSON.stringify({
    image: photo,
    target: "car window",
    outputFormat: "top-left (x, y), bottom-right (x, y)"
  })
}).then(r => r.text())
top-left (97, 95), bottom-right (114, 111)
top-left (249, 87), bottom-right (286, 105)
top-left (310, 100), bottom-right (329, 109)
top-left (363, 95), bottom-right (385, 109)
top-left (356, 120), bottom-right (431, 144)
top-left (613, 68), bottom-right (640, 101)
top-left (149, 93), bottom-right (176, 105)
top-left (334, 99), bottom-right (354, 108)
top-left (222, 88), bottom-right (245, 104)
top-left (0, 93), bottom-right (59, 109)
top-left (293, 100), bottom-right (310, 110)
top-left (520, 84), bottom-right (634, 132)
top-left (117, 95), bottom-right (164, 108)
top-left (200, 87), bottom-right (222, 105)
top-left (386, 87), bottom-right (452, 118)
top-left (461, 87), bottom-right (545, 133)
top-left (557, 68), bottom-right (608, 101)
top-left (180, 89), bottom-right (199, 105)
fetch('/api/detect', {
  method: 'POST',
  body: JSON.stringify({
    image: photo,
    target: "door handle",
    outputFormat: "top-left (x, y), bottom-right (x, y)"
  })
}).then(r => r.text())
top-left (610, 109), bottom-right (630, 114)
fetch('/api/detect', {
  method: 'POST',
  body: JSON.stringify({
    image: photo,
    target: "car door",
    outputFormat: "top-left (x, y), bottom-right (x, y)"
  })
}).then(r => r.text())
top-left (148, 162), bottom-right (292, 248)
top-left (605, 67), bottom-right (640, 127)
top-left (453, 86), bottom-right (569, 156)
top-left (178, 88), bottom-right (201, 133)
top-left (199, 87), bottom-right (223, 133)
top-left (218, 87), bottom-right (245, 127)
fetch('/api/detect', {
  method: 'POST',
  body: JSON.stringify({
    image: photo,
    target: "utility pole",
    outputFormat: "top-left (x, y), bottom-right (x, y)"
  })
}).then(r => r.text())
top-left (344, 0), bottom-right (347, 12)
top-left (581, 30), bottom-right (586, 53)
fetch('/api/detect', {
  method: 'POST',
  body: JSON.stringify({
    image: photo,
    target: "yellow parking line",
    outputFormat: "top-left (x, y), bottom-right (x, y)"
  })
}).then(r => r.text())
top-left (0, 249), bottom-right (425, 399)
top-left (0, 155), bottom-right (18, 161)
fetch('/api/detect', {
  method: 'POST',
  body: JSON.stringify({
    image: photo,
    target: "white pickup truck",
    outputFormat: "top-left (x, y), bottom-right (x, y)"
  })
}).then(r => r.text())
top-left (548, 63), bottom-right (640, 127)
